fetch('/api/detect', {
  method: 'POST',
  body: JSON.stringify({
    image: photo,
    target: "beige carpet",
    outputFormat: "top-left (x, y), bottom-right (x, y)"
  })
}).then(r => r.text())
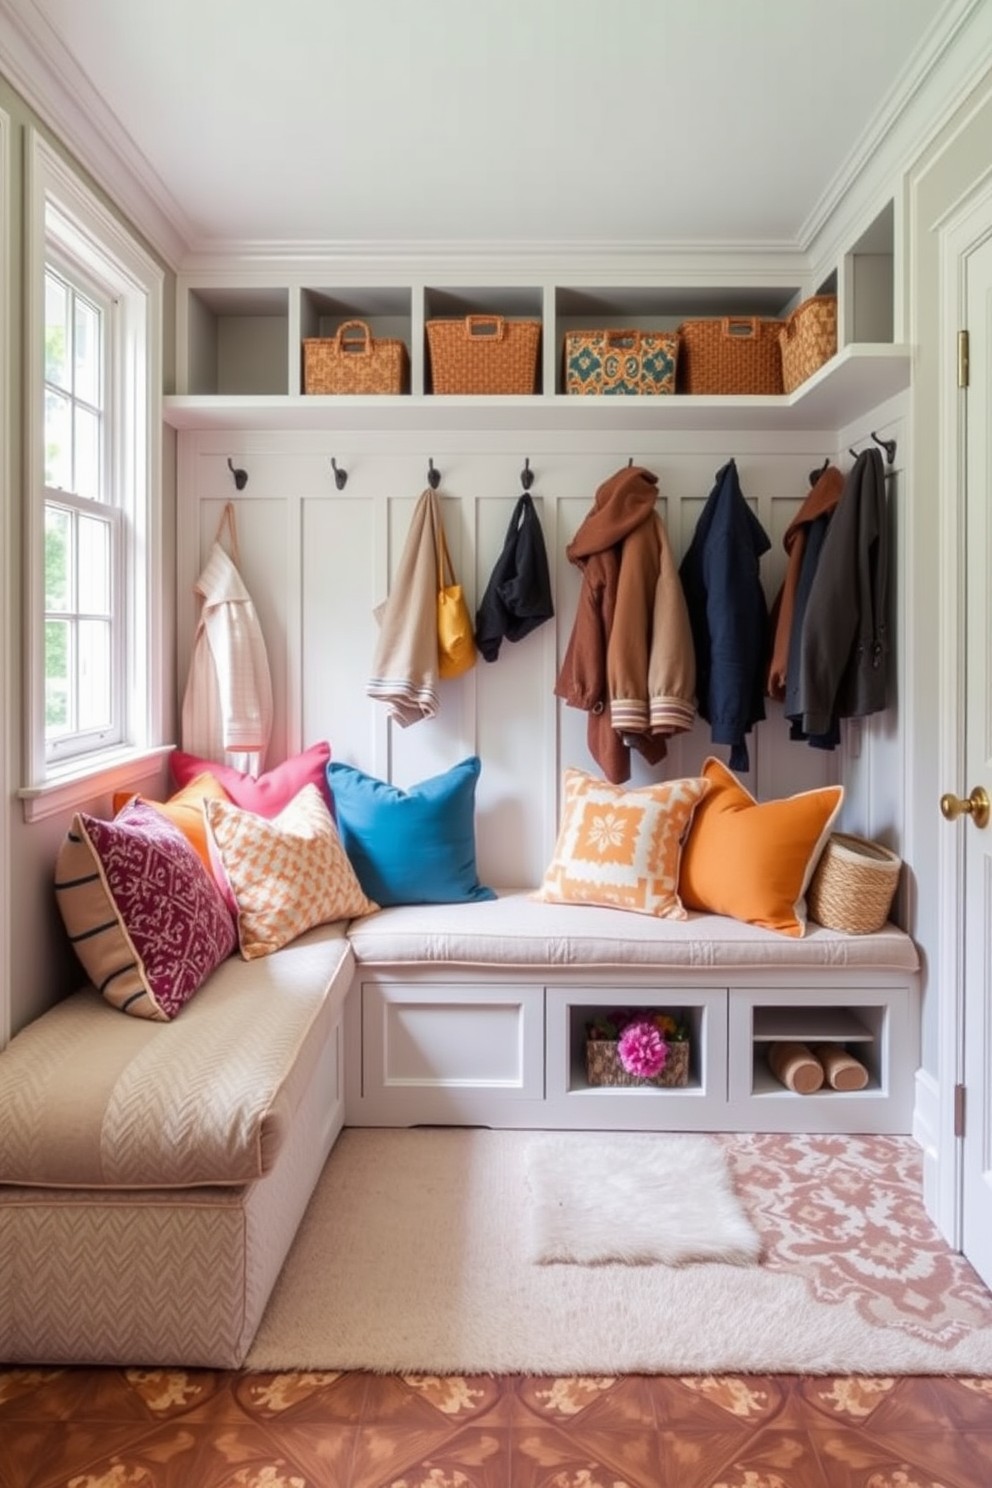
top-left (246, 1128), bottom-right (992, 1375)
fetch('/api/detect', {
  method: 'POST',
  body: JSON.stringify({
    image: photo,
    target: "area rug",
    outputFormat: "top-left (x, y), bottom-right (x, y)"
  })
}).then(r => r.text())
top-left (525, 1132), bottom-right (761, 1266)
top-left (245, 1128), bottom-right (992, 1375)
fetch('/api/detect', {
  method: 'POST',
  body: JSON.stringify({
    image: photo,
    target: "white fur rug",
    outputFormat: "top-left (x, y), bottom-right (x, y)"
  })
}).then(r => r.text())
top-left (525, 1132), bottom-right (761, 1266)
top-left (246, 1127), bottom-right (992, 1375)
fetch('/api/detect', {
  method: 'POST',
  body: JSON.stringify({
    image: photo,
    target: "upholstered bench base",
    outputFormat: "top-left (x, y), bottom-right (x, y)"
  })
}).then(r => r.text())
top-left (0, 923), bottom-right (353, 1368)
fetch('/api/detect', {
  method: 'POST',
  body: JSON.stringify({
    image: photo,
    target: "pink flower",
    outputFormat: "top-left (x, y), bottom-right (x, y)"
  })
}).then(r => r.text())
top-left (618, 1019), bottom-right (668, 1078)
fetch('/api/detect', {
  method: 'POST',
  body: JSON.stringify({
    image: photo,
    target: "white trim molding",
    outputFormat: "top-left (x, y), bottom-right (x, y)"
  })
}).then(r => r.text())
top-left (0, 103), bottom-right (10, 1049)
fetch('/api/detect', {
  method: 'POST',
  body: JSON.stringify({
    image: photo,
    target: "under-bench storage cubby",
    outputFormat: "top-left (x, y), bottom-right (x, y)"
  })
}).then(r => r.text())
top-left (343, 895), bottom-right (921, 1136)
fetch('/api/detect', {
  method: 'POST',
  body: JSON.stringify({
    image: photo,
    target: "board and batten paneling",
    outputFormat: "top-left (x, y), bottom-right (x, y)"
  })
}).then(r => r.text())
top-left (177, 423), bottom-right (903, 892)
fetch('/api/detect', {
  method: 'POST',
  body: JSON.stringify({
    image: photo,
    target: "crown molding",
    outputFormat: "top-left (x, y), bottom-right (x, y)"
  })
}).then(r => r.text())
top-left (176, 238), bottom-right (811, 280)
top-left (800, 0), bottom-right (992, 264)
top-left (0, 0), bottom-right (190, 267)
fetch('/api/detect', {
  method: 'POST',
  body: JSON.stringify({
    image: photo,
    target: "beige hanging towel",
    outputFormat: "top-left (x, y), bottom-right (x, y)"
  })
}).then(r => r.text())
top-left (367, 487), bottom-right (442, 726)
top-left (181, 503), bottom-right (273, 775)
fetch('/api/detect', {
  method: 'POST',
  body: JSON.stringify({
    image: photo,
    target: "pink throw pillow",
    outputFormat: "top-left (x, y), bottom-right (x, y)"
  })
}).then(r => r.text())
top-left (170, 741), bottom-right (334, 818)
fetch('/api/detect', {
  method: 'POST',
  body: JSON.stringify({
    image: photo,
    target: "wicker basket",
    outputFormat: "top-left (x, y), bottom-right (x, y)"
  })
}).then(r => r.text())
top-left (426, 315), bottom-right (541, 394)
top-left (563, 328), bottom-right (678, 396)
top-left (585, 1039), bottom-right (690, 1088)
top-left (303, 321), bottom-right (409, 395)
top-left (807, 832), bottom-right (902, 934)
top-left (779, 295), bottom-right (838, 393)
top-left (677, 316), bottom-right (784, 395)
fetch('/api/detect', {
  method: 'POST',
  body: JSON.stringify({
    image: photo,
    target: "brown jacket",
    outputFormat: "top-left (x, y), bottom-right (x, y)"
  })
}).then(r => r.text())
top-left (766, 464), bottom-right (845, 701)
top-left (555, 465), bottom-right (696, 783)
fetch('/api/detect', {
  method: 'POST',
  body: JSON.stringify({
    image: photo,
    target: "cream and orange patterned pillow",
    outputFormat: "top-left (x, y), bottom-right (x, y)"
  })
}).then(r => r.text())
top-left (537, 768), bottom-right (710, 918)
top-left (204, 783), bottom-right (378, 959)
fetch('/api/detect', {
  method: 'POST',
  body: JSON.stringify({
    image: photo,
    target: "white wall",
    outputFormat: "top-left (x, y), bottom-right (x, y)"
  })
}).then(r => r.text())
top-left (177, 418), bottom-right (908, 893)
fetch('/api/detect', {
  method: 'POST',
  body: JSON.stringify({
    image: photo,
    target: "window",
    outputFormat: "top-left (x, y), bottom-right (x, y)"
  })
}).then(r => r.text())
top-left (23, 131), bottom-right (165, 817)
top-left (43, 259), bottom-right (121, 760)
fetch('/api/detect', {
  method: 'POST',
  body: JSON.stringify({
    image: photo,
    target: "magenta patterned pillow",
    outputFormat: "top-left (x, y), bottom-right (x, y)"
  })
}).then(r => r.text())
top-left (54, 799), bottom-right (237, 1020)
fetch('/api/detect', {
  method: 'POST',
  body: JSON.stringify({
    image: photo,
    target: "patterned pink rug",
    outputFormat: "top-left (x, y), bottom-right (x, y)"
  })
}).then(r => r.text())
top-left (725, 1133), bottom-right (992, 1351)
top-left (246, 1129), bottom-right (992, 1374)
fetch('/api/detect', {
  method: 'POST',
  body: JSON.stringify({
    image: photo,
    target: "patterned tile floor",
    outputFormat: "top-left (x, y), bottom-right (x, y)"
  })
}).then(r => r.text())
top-left (2, 1368), bottom-right (992, 1487)
top-left (4, 1133), bottom-right (992, 1486)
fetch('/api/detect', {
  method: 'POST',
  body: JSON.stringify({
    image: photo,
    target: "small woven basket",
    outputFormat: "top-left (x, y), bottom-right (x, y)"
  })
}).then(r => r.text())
top-left (563, 328), bottom-right (678, 395)
top-left (426, 315), bottom-right (541, 394)
top-left (807, 832), bottom-right (902, 934)
top-left (585, 1039), bottom-right (690, 1088)
top-left (677, 316), bottom-right (784, 395)
top-left (779, 295), bottom-right (838, 393)
top-left (303, 320), bottom-right (409, 395)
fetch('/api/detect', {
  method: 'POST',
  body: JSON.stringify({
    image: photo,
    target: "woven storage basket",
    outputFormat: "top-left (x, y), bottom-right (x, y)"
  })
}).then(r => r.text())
top-left (303, 321), bottom-right (409, 395)
top-left (779, 295), bottom-right (838, 393)
top-left (585, 1039), bottom-right (689, 1088)
top-left (807, 832), bottom-right (902, 934)
top-left (563, 328), bottom-right (678, 395)
top-left (677, 316), bottom-right (784, 395)
top-left (426, 314), bottom-right (541, 394)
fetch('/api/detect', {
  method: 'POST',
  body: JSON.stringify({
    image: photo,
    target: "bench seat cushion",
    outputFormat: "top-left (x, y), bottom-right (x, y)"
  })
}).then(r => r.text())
top-left (0, 923), bottom-right (353, 1190)
top-left (346, 890), bottom-right (919, 972)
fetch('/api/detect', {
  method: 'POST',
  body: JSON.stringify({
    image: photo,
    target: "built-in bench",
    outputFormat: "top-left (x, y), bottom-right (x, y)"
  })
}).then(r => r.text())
top-left (344, 891), bottom-right (921, 1135)
top-left (0, 890), bottom-right (920, 1368)
top-left (0, 922), bottom-right (353, 1369)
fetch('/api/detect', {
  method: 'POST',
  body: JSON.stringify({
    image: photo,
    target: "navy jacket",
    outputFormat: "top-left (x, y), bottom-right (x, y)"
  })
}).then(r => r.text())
top-left (678, 459), bottom-right (771, 771)
top-left (475, 492), bottom-right (554, 662)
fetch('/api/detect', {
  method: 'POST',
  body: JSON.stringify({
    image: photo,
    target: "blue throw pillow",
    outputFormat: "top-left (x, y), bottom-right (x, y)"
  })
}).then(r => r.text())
top-left (327, 756), bottom-right (497, 907)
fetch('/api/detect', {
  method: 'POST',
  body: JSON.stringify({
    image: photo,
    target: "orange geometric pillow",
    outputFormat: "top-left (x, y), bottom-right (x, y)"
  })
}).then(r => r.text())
top-left (114, 772), bottom-right (232, 874)
top-left (204, 783), bottom-right (377, 959)
top-left (537, 768), bottom-right (710, 919)
top-left (678, 756), bottom-right (843, 937)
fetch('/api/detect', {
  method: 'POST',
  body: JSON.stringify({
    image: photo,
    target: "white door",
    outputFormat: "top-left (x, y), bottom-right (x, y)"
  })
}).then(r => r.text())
top-left (958, 229), bottom-right (992, 1286)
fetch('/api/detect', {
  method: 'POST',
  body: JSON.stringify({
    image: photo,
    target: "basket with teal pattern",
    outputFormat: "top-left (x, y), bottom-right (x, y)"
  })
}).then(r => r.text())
top-left (564, 328), bottom-right (679, 396)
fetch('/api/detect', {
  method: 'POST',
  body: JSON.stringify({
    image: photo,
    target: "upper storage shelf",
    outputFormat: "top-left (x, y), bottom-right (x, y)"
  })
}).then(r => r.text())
top-left (165, 204), bottom-right (908, 432)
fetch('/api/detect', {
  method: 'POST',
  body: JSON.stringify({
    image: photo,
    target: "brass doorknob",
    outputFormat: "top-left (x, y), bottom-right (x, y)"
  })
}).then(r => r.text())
top-left (940, 786), bottom-right (991, 828)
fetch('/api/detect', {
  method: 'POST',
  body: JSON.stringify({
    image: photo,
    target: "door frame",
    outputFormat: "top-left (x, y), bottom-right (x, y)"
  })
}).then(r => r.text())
top-left (934, 168), bottom-right (992, 1247)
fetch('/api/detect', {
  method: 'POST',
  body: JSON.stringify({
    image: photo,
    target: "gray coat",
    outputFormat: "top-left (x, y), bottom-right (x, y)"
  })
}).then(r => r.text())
top-left (797, 447), bottom-right (889, 738)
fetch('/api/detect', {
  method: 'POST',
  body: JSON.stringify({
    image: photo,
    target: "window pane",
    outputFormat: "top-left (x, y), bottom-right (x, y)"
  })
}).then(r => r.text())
top-left (44, 389), bottom-right (72, 490)
top-left (44, 505), bottom-right (71, 611)
top-left (74, 295), bottom-right (101, 408)
top-left (77, 512), bottom-right (110, 614)
top-left (45, 618), bottom-right (71, 735)
top-left (78, 619), bottom-right (111, 731)
top-left (74, 404), bottom-right (101, 500)
top-left (44, 271), bottom-right (70, 390)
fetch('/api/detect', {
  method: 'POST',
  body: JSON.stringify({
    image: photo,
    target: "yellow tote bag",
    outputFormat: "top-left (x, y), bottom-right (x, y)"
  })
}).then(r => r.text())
top-left (436, 519), bottom-right (477, 680)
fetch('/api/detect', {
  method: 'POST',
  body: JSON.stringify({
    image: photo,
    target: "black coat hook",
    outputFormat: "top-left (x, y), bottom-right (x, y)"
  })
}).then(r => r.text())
top-left (227, 457), bottom-right (248, 491)
top-left (871, 431), bottom-right (897, 465)
top-left (427, 458), bottom-right (441, 490)
top-left (521, 457), bottom-right (534, 491)
top-left (809, 456), bottom-right (830, 488)
top-left (330, 457), bottom-right (348, 490)
top-left (849, 433), bottom-right (898, 466)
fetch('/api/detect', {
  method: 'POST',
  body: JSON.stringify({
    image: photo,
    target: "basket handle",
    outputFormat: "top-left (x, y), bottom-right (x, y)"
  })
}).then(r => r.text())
top-left (336, 320), bottom-right (372, 356)
top-left (464, 314), bottom-right (506, 342)
top-left (605, 329), bottom-right (642, 351)
top-left (721, 317), bottom-right (760, 341)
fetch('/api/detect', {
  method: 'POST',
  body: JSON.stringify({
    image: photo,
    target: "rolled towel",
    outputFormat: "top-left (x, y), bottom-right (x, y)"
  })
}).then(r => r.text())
top-left (811, 1043), bottom-right (869, 1091)
top-left (767, 1041), bottom-right (824, 1094)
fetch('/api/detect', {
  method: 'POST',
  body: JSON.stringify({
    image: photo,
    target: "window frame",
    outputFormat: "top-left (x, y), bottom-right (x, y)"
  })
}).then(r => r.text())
top-left (21, 129), bottom-right (168, 822)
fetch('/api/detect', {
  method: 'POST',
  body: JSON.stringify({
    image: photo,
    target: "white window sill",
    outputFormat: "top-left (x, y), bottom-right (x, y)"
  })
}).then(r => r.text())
top-left (19, 745), bottom-right (174, 823)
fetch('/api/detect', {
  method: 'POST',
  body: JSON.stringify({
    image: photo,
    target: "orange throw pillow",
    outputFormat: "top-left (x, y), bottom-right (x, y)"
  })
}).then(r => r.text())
top-left (678, 756), bottom-right (843, 937)
top-left (114, 772), bottom-right (232, 873)
top-left (537, 768), bottom-right (710, 918)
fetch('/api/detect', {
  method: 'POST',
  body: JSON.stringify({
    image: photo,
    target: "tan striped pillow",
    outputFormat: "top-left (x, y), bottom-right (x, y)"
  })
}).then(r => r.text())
top-left (205, 783), bottom-right (378, 959)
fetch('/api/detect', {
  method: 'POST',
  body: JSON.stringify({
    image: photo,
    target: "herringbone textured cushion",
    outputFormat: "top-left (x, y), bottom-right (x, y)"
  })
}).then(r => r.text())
top-left (54, 799), bottom-right (237, 1020)
top-left (206, 783), bottom-right (377, 959)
